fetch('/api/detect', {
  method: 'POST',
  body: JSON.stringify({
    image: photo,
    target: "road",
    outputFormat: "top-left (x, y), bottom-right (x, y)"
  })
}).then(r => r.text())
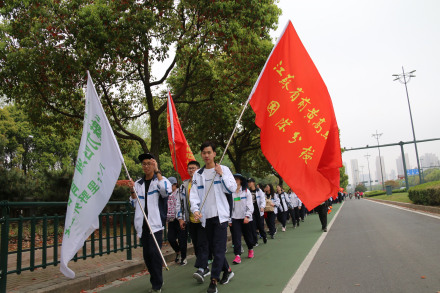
top-left (87, 200), bottom-right (440, 293)
top-left (296, 199), bottom-right (440, 293)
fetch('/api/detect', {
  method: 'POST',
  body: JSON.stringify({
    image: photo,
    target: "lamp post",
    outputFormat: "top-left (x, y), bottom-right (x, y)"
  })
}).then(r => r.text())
top-left (393, 67), bottom-right (422, 184)
top-left (364, 154), bottom-right (372, 191)
top-left (372, 130), bottom-right (385, 190)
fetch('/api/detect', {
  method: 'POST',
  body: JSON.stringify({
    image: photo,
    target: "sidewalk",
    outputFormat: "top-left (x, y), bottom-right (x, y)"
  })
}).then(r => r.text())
top-left (7, 239), bottom-right (195, 293)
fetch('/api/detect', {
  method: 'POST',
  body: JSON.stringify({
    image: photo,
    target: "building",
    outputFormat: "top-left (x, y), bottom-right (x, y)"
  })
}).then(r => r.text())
top-left (375, 156), bottom-right (386, 183)
top-left (420, 153), bottom-right (440, 168)
top-left (350, 159), bottom-right (360, 186)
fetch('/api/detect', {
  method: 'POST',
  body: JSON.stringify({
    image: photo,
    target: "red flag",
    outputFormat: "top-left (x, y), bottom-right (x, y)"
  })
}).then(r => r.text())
top-left (249, 21), bottom-right (342, 210)
top-left (167, 92), bottom-right (196, 181)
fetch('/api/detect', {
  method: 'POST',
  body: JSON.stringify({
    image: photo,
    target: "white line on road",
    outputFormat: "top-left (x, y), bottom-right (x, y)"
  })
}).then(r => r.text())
top-left (367, 199), bottom-right (440, 220)
top-left (282, 201), bottom-right (345, 293)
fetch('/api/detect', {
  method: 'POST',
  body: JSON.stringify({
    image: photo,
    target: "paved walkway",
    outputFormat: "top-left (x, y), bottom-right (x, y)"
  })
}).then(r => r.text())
top-left (6, 204), bottom-right (342, 293)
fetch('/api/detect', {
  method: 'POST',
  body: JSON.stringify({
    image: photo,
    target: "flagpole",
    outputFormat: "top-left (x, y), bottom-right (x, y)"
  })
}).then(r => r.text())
top-left (199, 100), bottom-right (251, 211)
top-left (122, 162), bottom-right (170, 271)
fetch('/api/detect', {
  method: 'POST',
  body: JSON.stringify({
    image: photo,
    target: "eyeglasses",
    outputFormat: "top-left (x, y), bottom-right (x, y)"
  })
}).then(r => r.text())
top-left (142, 163), bottom-right (153, 167)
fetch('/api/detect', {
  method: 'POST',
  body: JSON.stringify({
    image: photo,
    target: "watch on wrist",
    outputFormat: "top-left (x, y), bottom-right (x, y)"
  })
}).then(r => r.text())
top-left (154, 170), bottom-right (161, 175)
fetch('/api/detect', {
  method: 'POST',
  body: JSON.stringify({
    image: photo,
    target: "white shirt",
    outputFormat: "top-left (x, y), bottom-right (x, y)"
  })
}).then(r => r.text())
top-left (203, 168), bottom-right (218, 219)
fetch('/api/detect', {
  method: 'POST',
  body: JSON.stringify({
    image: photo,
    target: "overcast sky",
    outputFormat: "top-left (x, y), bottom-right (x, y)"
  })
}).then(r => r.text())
top-left (271, 0), bottom-right (440, 186)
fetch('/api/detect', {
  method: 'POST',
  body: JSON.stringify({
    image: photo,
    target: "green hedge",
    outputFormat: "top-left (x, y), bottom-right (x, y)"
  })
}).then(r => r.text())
top-left (365, 190), bottom-right (386, 197)
top-left (408, 181), bottom-right (440, 206)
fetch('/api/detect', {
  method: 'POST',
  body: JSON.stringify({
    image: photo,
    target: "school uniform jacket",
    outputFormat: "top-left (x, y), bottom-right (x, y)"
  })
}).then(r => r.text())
top-left (272, 193), bottom-right (281, 214)
top-left (176, 179), bottom-right (190, 222)
top-left (189, 165), bottom-right (237, 227)
top-left (252, 188), bottom-right (266, 216)
top-left (276, 192), bottom-right (289, 213)
top-left (130, 175), bottom-right (171, 238)
top-left (231, 188), bottom-right (254, 220)
top-left (289, 192), bottom-right (302, 208)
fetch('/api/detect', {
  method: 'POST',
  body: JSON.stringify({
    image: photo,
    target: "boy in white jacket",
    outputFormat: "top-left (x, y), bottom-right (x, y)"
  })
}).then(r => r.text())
top-left (190, 141), bottom-right (237, 293)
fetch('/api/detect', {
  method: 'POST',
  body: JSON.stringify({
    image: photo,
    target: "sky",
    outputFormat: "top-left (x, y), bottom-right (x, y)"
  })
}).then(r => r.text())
top-left (271, 0), bottom-right (440, 186)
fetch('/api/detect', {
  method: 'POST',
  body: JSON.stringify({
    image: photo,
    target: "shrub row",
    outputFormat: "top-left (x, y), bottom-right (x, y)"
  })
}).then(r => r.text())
top-left (408, 181), bottom-right (440, 206)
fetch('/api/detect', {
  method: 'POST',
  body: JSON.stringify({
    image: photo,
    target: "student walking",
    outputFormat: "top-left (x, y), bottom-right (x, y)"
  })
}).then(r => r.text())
top-left (176, 161), bottom-right (211, 279)
top-left (275, 185), bottom-right (288, 232)
top-left (263, 184), bottom-right (277, 239)
top-left (248, 178), bottom-right (267, 245)
top-left (129, 153), bottom-right (172, 293)
top-left (166, 177), bottom-right (188, 265)
top-left (230, 174), bottom-right (254, 265)
top-left (190, 141), bottom-right (237, 293)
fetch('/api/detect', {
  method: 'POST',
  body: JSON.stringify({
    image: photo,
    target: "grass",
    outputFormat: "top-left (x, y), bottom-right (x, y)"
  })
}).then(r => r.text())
top-left (372, 192), bottom-right (413, 204)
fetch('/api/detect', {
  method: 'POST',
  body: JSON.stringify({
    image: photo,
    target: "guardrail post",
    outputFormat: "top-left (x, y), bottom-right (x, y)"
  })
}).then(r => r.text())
top-left (125, 201), bottom-right (132, 260)
top-left (0, 201), bottom-right (10, 293)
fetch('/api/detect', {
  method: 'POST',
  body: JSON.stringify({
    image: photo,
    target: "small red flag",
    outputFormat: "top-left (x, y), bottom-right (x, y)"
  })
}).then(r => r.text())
top-left (167, 92), bottom-right (196, 181)
top-left (249, 21), bottom-right (342, 210)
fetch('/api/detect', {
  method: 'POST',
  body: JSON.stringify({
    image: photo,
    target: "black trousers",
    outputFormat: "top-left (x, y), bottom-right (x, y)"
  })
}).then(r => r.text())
top-left (231, 218), bottom-right (254, 255)
top-left (316, 204), bottom-right (328, 230)
top-left (265, 212), bottom-right (276, 236)
top-left (141, 225), bottom-right (164, 290)
top-left (205, 217), bottom-right (229, 281)
top-left (277, 210), bottom-right (287, 228)
top-left (252, 205), bottom-right (266, 242)
top-left (188, 221), bottom-right (208, 269)
top-left (167, 219), bottom-right (188, 260)
top-left (300, 203), bottom-right (306, 220)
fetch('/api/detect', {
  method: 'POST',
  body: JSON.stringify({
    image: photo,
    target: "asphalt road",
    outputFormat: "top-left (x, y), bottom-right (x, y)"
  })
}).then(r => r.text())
top-left (296, 199), bottom-right (440, 293)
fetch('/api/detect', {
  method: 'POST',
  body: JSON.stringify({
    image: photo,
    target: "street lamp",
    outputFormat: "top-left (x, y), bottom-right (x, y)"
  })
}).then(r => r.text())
top-left (365, 154), bottom-right (372, 191)
top-left (392, 67), bottom-right (422, 184)
top-left (372, 130), bottom-right (385, 190)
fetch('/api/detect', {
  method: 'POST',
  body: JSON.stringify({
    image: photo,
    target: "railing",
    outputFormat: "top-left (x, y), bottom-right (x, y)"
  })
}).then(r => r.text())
top-left (0, 200), bottom-right (144, 293)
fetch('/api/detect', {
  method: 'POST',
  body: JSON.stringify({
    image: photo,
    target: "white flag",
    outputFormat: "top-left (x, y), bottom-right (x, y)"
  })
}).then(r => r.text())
top-left (60, 72), bottom-right (124, 278)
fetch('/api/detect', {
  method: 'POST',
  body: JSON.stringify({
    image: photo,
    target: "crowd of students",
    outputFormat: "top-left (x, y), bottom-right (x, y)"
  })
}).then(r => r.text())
top-left (129, 141), bottom-right (339, 293)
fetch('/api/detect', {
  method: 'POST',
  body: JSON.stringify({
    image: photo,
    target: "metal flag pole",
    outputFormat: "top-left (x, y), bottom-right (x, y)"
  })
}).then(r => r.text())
top-left (121, 162), bottom-right (169, 271)
top-left (199, 100), bottom-right (251, 211)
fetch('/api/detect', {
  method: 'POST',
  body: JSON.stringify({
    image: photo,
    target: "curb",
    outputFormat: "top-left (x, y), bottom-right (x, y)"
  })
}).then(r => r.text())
top-left (366, 198), bottom-right (440, 214)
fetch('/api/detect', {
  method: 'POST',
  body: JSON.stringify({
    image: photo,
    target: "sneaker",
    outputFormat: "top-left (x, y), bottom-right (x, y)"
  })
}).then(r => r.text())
top-left (193, 268), bottom-right (205, 283)
top-left (254, 242), bottom-right (259, 247)
top-left (220, 269), bottom-right (234, 284)
top-left (232, 255), bottom-right (241, 264)
top-left (248, 249), bottom-right (254, 259)
top-left (175, 253), bottom-right (180, 263)
top-left (180, 258), bottom-right (187, 266)
top-left (203, 267), bottom-right (211, 278)
top-left (323, 228), bottom-right (327, 232)
top-left (207, 280), bottom-right (218, 293)
top-left (282, 227), bottom-right (286, 232)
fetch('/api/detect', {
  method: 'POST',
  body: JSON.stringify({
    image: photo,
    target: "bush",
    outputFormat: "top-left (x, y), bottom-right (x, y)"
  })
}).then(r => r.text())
top-left (365, 190), bottom-right (386, 197)
top-left (408, 181), bottom-right (440, 206)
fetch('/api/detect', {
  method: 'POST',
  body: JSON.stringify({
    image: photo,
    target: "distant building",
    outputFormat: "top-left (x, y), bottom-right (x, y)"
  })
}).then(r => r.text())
top-left (421, 153), bottom-right (440, 168)
top-left (350, 159), bottom-right (359, 186)
top-left (376, 156), bottom-right (386, 183)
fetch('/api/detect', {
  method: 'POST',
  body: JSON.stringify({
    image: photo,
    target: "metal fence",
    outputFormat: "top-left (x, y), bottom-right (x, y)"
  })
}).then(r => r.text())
top-left (0, 200), bottom-right (143, 292)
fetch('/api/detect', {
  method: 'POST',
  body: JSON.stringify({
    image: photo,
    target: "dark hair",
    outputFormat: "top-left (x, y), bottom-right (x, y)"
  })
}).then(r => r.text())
top-left (200, 141), bottom-right (216, 152)
top-left (187, 160), bottom-right (200, 168)
top-left (265, 184), bottom-right (274, 198)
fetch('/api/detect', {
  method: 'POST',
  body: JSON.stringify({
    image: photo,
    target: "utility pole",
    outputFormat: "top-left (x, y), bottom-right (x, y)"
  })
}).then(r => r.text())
top-left (393, 67), bottom-right (422, 184)
top-left (372, 130), bottom-right (385, 190)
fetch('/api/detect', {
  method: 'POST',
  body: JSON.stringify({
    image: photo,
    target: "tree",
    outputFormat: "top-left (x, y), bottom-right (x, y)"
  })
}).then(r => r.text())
top-left (355, 183), bottom-right (367, 193)
top-left (384, 180), bottom-right (399, 189)
top-left (0, 0), bottom-right (281, 165)
top-left (339, 165), bottom-right (349, 190)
